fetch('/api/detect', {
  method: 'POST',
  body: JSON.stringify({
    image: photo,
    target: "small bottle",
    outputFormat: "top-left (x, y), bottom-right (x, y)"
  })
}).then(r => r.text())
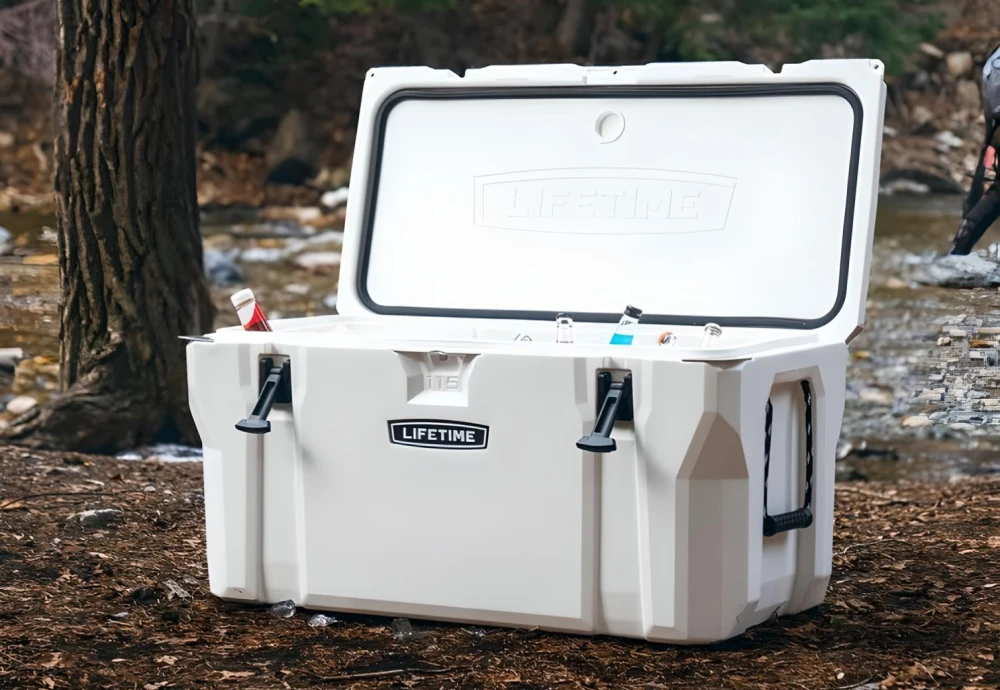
top-left (556, 313), bottom-right (574, 343)
top-left (701, 323), bottom-right (722, 348)
top-left (658, 331), bottom-right (677, 346)
top-left (610, 305), bottom-right (642, 345)
top-left (231, 288), bottom-right (272, 332)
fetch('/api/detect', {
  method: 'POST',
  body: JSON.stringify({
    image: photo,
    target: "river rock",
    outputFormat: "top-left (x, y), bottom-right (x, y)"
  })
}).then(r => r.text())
top-left (321, 187), bottom-right (350, 210)
top-left (946, 51), bottom-right (974, 78)
top-left (13, 356), bottom-right (59, 394)
top-left (6, 395), bottom-right (37, 415)
top-left (934, 130), bottom-right (964, 152)
top-left (265, 109), bottom-right (316, 186)
top-left (70, 508), bottom-right (122, 528)
top-left (919, 43), bottom-right (944, 59)
top-left (238, 247), bottom-right (286, 264)
top-left (958, 80), bottom-right (983, 110)
top-left (295, 251), bottom-right (341, 272)
top-left (203, 248), bottom-right (245, 286)
top-left (914, 254), bottom-right (1000, 288)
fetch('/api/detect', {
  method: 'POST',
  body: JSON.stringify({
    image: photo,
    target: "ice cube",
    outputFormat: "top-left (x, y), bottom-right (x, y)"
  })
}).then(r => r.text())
top-left (270, 600), bottom-right (296, 619)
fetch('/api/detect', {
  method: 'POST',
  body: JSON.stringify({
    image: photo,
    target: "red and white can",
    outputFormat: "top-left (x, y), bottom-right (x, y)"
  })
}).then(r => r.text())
top-left (230, 288), bottom-right (272, 332)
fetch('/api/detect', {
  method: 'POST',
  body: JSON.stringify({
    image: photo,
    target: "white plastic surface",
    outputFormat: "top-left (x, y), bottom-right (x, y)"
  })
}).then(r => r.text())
top-left (189, 58), bottom-right (886, 644)
top-left (338, 59), bottom-right (886, 344)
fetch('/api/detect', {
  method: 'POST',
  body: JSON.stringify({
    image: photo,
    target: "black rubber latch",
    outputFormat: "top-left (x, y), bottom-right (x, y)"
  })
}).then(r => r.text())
top-left (236, 358), bottom-right (291, 435)
top-left (577, 374), bottom-right (632, 454)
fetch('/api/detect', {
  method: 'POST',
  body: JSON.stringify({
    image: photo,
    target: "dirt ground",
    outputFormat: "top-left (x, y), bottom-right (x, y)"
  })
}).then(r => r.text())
top-left (0, 447), bottom-right (997, 689)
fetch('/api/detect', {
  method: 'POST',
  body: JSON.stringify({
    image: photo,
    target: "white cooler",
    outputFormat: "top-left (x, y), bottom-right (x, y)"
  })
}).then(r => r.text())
top-left (187, 59), bottom-right (885, 644)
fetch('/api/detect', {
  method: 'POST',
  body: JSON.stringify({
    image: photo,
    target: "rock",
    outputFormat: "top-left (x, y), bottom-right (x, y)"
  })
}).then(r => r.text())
top-left (284, 284), bottom-right (310, 296)
top-left (885, 277), bottom-right (909, 289)
top-left (0, 131), bottom-right (13, 148)
top-left (40, 227), bottom-right (57, 243)
top-left (918, 42), bottom-right (944, 59)
top-left (883, 125), bottom-right (898, 138)
top-left (6, 395), bottom-right (37, 415)
top-left (320, 187), bottom-right (350, 210)
top-left (238, 247), bottom-right (286, 264)
top-left (881, 179), bottom-right (930, 196)
top-left (0, 347), bottom-right (22, 371)
top-left (70, 508), bottom-right (122, 528)
top-left (836, 441), bottom-right (854, 461)
top-left (958, 80), bottom-right (983, 110)
top-left (260, 207), bottom-right (322, 224)
top-left (836, 466), bottom-right (868, 483)
top-left (938, 337), bottom-right (952, 346)
top-left (0, 226), bottom-right (10, 244)
top-left (265, 109), bottom-right (316, 186)
top-left (13, 356), bottom-right (60, 394)
top-left (934, 130), bottom-right (964, 152)
top-left (294, 251), bottom-right (341, 271)
top-left (902, 415), bottom-right (933, 428)
top-left (203, 248), bottom-right (245, 286)
top-left (946, 51), bottom-right (974, 78)
top-left (322, 294), bottom-right (338, 309)
top-left (880, 169), bottom-right (964, 195)
top-left (860, 388), bottom-right (893, 405)
top-left (949, 329), bottom-right (968, 338)
top-left (950, 422), bottom-right (976, 432)
top-left (910, 104), bottom-right (935, 129)
top-left (915, 254), bottom-right (1000, 289)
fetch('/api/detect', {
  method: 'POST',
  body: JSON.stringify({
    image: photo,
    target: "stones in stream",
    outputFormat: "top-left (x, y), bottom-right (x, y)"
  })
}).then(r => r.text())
top-left (203, 248), bottom-right (245, 287)
top-left (912, 253), bottom-right (1000, 288)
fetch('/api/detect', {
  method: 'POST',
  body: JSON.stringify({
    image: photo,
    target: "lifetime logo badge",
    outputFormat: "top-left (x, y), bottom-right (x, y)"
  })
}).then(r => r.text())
top-left (388, 420), bottom-right (489, 450)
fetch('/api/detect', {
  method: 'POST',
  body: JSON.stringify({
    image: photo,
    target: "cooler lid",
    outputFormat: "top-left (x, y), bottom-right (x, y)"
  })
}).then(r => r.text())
top-left (337, 60), bottom-right (886, 343)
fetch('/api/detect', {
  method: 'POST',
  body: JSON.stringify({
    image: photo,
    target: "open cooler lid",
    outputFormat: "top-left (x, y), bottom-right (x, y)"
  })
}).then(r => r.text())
top-left (337, 60), bottom-right (886, 343)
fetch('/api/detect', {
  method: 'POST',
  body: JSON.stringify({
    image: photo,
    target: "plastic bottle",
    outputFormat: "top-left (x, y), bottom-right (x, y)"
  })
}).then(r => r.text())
top-left (609, 305), bottom-right (642, 345)
top-left (701, 323), bottom-right (722, 348)
top-left (231, 288), bottom-right (272, 332)
top-left (556, 313), bottom-right (574, 343)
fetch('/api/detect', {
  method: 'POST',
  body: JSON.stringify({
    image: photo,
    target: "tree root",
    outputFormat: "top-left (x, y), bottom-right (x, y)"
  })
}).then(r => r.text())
top-left (1, 382), bottom-right (170, 455)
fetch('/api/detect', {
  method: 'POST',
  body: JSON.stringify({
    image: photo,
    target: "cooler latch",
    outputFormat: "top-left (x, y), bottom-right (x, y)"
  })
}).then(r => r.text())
top-left (236, 358), bottom-right (292, 435)
top-left (577, 372), bottom-right (633, 454)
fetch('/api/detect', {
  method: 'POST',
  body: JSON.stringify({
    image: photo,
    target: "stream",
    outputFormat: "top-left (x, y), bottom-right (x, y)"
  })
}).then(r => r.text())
top-left (1, 194), bottom-right (998, 480)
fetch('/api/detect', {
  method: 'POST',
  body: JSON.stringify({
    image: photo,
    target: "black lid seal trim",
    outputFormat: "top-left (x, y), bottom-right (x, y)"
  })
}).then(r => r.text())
top-left (356, 82), bottom-right (864, 330)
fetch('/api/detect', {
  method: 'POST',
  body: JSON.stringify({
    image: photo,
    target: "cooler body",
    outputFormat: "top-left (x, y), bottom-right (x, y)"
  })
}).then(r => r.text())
top-left (187, 333), bottom-right (846, 643)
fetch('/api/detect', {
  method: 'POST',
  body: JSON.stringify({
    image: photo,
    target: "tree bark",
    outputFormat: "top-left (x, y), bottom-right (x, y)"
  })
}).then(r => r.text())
top-left (554, 0), bottom-right (591, 58)
top-left (3, 0), bottom-right (215, 453)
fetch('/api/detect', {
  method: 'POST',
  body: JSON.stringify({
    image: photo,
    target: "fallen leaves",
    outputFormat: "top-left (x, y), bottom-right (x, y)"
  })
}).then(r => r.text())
top-left (40, 653), bottom-right (62, 669)
top-left (219, 671), bottom-right (254, 680)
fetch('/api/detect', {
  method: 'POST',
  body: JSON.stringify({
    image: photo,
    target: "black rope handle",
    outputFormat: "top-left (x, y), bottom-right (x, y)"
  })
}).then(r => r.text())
top-left (763, 380), bottom-right (814, 537)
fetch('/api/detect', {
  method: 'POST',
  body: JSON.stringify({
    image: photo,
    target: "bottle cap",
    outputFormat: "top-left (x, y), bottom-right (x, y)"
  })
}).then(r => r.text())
top-left (230, 288), bottom-right (255, 308)
top-left (624, 305), bottom-right (643, 319)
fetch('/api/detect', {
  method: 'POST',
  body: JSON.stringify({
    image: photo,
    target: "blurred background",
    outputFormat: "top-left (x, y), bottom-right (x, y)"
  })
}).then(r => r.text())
top-left (2, 0), bottom-right (1000, 475)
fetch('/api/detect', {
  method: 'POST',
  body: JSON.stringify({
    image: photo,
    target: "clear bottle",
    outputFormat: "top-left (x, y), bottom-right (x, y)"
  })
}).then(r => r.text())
top-left (609, 305), bottom-right (642, 345)
top-left (231, 288), bottom-right (272, 332)
top-left (700, 323), bottom-right (722, 348)
top-left (556, 313), bottom-right (574, 343)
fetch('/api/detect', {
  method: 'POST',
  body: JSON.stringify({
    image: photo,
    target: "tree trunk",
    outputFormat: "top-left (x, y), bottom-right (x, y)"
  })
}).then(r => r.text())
top-left (554, 0), bottom-right (592, 58)
top-left (3, 0), bottom-right (215, 453)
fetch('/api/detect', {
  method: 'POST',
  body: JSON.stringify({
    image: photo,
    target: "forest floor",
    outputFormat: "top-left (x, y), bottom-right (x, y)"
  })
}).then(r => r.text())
top-left (0, 446), bottom-right (998, 690)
